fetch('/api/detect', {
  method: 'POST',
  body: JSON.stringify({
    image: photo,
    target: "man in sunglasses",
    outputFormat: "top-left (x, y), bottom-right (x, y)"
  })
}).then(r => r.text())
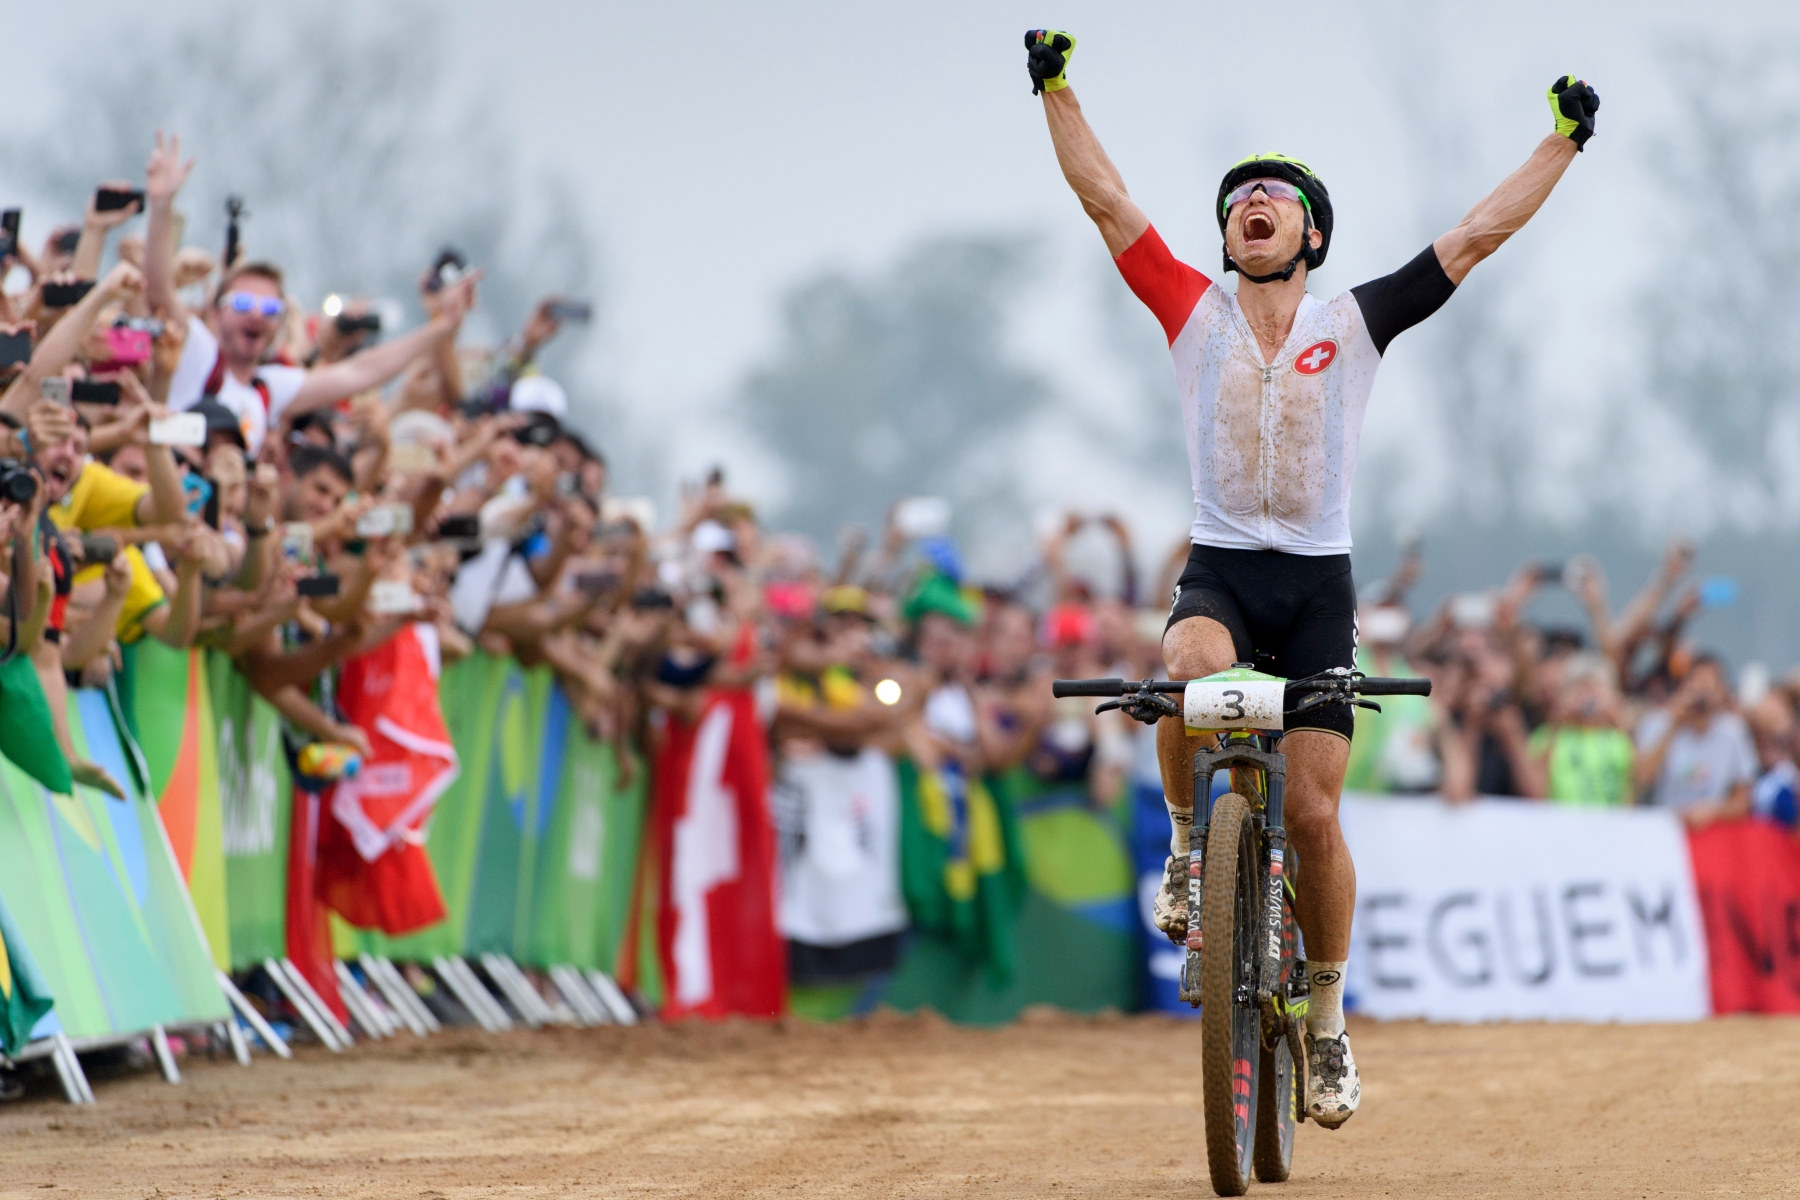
top-left (1025, 30), bottom-right (1598, 1129)
top-left (140, 131), bottom-right (480, 459)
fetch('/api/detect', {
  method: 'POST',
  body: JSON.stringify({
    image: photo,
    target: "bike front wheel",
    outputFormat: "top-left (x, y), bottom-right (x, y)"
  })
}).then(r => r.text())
top-left (1199, 791), bottom-right (1260, 1197)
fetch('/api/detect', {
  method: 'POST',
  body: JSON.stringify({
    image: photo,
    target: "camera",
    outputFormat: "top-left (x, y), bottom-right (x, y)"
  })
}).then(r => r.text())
top-left (426, 247), bottom-right (466, 293)
top-left (0, 458), bottom-right (38, 505)
top-left (80, 533), bottom-right (119, 565)
top-left (334, 311), bottom-right (382, 336)
top-left (0, 209), bottom-right (20, 260)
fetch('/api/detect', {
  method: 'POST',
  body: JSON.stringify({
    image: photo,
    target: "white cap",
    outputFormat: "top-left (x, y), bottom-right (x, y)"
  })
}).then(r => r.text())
top-left (510, 374), bottom-right (568, 417)
top-left (691, 519), bottom-right (736, 555)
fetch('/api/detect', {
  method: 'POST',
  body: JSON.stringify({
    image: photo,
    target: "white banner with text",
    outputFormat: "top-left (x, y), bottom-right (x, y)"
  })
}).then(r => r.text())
top-left (1340, 795), bottom-right (1711, 1023)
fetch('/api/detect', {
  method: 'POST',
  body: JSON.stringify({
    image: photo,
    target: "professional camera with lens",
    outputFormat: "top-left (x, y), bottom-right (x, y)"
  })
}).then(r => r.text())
top-left (0, 458), bottom-right (38, 505)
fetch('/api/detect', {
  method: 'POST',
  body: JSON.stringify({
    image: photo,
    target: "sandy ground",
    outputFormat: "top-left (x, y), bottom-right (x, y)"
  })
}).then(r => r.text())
top-left (1, 1011), bottom-right (1796, 1199)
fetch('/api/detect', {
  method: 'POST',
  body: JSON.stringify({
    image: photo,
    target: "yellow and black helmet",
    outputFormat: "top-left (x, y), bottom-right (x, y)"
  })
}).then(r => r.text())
top-left (1216, 153), bottom-right (1334, 274)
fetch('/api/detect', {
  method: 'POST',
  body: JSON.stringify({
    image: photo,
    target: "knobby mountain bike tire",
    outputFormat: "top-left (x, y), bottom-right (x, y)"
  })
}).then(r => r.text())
top-left (1200, 791), bottom-right (1260, 1197)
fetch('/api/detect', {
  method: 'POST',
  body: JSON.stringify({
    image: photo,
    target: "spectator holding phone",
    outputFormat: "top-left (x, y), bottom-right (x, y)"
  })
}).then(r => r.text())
top-left (142, 132), bottom-right (481, 459)
top-left (1525, 652), bottom-right (1636, 806)
top-left (1634, 654), bottom-right (1756, 826)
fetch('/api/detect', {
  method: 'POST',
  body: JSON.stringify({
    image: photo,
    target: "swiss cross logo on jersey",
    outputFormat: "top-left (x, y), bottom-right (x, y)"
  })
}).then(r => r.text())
top-left (1292, 339), bottom-right (1338, 376)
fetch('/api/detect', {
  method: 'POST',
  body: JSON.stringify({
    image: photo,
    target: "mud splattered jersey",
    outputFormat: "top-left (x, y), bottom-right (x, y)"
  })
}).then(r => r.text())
top-left (1116, 226), bottom-right (1454, 555)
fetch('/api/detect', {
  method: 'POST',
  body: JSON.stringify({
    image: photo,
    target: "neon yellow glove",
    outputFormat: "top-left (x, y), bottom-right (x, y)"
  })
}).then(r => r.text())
top-left (1025, 29), bottom-right (1075, 96)
top-left (1547, 75), bottom-right (1600, 150)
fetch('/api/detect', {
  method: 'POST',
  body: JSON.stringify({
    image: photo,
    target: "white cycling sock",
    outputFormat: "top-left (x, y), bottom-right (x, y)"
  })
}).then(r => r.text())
top-left (1166, 800), bottom-right (1193, 857)
top-left (1306, 961), bottom-right (1347, 1038)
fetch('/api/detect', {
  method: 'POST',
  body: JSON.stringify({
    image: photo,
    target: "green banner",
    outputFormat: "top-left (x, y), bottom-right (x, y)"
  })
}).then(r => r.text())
top-left (208, 651), bottom-right (292, 969)
top-left (0, 689), bottom-right (228, 1042)
top-left (522, 693), bottom-right (648, 970)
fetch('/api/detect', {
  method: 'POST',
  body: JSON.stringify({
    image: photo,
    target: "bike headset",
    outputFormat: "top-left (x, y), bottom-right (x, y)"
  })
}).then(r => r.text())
top-left (1216, 153), bottom-right (1334, 284)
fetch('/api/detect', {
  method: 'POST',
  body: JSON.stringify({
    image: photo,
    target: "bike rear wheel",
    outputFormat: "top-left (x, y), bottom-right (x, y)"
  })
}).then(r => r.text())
top-left (1200, 792), bottom-right (1260, 1197)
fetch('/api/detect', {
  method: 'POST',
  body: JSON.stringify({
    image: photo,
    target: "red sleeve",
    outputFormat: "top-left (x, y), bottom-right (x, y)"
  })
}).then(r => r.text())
top-left (1114, 225), bottom-right (1210, 345)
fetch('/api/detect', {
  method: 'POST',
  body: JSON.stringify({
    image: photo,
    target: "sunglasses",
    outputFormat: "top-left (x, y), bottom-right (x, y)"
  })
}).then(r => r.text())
top-left (221, 291), bottom-right (286, 318)
top-left (1222, 178), bottom-right (1311, 217)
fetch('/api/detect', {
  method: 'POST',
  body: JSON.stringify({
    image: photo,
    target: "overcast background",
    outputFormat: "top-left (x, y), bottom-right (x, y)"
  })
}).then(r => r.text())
top-left (11, 1), bottom-right (1800, 667)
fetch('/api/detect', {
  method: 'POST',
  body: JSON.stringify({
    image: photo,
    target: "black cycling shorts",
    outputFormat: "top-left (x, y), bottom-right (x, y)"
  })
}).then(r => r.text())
top-left (1165, 544), bottom-right (1358, 740)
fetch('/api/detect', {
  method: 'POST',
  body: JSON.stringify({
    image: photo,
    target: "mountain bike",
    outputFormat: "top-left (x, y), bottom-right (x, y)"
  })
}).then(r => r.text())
top-left (1052, 666), bottom-right (1431, 1196)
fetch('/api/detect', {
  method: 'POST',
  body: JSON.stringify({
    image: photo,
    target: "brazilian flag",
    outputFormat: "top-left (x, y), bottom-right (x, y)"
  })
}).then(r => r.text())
top-left (0, 893), bottom-right (53, 1055)
top-left (0, 653), bottom-right (73, 795)
top-left (897, 759), bottom-right (1027, 985)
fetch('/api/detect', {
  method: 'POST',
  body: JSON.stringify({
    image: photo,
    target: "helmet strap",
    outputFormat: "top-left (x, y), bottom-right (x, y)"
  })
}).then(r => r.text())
top-left (1224, 245), bottom-right (1307, 284)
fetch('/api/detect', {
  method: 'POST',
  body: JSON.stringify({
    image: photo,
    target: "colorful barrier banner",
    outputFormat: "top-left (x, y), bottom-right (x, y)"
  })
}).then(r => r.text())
top-left (124, 641), bottom-right (231, 970)
top-left (332, 651), bottom-right (649, 973)
top-left (1687, 819), bottom-right (1800, 1014)
top-left (1341, 794), bottom-right (1711, 1022)
top-left (209, 651), bottom-right (291, 969)
top-left (0, 688), bottom-right (228, 1042)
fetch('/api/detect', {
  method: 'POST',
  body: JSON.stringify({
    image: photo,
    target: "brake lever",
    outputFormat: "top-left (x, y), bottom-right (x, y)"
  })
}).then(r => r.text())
top-left (1100, 690), bottom-right (1181, 726)
top-left (1353, 699), bottom-right (1382, 714)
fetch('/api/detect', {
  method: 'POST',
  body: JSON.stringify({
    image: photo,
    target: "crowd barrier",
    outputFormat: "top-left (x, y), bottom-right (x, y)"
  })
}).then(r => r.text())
top-left (3, 645), bottom-right (1798, 1083)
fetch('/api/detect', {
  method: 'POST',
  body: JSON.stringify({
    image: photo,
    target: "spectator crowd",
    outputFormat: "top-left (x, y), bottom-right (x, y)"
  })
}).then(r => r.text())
top-left (0, 128), bottom-right (1794, 974)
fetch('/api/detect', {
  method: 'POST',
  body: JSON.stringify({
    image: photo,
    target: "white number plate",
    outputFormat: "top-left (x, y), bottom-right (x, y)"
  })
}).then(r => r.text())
top-left (1183, 679), bottom-right (1285, 731)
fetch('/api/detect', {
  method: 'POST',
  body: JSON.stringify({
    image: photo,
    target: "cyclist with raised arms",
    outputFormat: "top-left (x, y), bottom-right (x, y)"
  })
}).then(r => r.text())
top-left (1024, 30), bottom-right (1598, 1128)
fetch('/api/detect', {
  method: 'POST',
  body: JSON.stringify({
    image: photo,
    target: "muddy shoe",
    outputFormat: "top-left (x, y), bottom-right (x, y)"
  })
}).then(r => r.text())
top-left (1151, 855), bottom-right (1187, 945)
top-left (1305, 1031), bottom-right (1361, 1129)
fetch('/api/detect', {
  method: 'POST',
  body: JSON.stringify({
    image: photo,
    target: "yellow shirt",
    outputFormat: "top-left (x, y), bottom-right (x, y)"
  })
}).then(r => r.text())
top-left (54, 462), bottom-right (166, 644)
top-left (50, 460), bottom-right (148, 533)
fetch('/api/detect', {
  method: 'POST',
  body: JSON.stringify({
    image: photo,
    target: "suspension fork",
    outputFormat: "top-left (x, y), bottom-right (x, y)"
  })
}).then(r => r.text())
top-left (1178, 757), bottom-right (1214, 1008)
top-left (1258, 770), bottom-right (1288, 1005)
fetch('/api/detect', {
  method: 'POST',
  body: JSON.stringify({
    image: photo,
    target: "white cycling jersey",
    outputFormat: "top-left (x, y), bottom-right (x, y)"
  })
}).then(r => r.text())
top-left (1116, 226), bottom-right (1454, 555)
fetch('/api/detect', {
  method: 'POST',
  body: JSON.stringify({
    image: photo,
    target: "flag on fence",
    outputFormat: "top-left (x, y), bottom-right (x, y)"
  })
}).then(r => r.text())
top-left (652, 689), bottom-right (785, 1019)
top-left (897, 759), bottom-right (1026, 985)
top-left (0, 653), bottom-right (72, 795)
top-left (319, 625), bottom-right (457, 936)
top-left (1687, 818), bottom-right (1800, 1014)
top-left (0, 892), bottom-right (53, 1055)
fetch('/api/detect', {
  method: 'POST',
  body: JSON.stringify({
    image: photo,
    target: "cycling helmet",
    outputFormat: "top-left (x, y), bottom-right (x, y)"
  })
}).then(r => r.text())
top-left (1216, 153), bottom-right (1334, 283)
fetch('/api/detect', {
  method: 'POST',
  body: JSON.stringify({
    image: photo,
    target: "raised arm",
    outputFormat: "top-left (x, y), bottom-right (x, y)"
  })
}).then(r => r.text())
top-left (1432, 76), bottom-right (1599, 285)
top-left (285, 272), bottom-right (477, 416)
top-left (1028, 32), bottom-right (1149, 257)
top-left (143, 131), bottom-right (196, 327)
top-left (0, 262), bottom-right (146, 421)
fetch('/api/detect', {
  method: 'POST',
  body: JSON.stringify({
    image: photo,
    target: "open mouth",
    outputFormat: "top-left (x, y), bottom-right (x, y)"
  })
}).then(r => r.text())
top-left (1243, 210), bottom-right (1276, 244)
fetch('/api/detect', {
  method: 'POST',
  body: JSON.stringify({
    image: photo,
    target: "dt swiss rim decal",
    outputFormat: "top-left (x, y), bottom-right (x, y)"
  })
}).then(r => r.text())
top-left (1292, 339), bottom-right (1338, 375)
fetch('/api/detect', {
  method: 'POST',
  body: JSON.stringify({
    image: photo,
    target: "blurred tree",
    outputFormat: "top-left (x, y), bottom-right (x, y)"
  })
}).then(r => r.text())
top-left (0, 2), bottom-right (609, 438)
top-left (1635, 41), bottom-right (1800, 534)
top-left (740, 235), bottom-right (1050, 544)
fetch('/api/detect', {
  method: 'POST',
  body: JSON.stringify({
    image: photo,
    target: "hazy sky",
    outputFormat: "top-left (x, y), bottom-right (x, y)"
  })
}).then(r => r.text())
top-left (16, 0), bottom-right (1800, 538)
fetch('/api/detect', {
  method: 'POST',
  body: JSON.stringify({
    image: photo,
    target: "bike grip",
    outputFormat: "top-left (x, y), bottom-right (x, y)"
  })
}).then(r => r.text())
top-left (1052, 678), bottom-right (1125, 698)
top-left (1356, 677), bottom-right (1432, 696)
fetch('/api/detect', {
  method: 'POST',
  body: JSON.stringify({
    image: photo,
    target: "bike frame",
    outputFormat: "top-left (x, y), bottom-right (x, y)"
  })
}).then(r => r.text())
top-left (1181, 730), bottom-right (1305, 1030)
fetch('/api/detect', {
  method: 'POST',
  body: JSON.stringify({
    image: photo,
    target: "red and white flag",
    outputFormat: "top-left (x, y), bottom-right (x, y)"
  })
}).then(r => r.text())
top-left (652, 689), bottom-right (785, 1019)
top-left (318, 624), bottom-right (457, 936)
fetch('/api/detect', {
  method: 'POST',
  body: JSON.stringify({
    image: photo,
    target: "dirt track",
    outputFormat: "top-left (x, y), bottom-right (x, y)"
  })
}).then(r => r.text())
top-left (1, 1011), bottom-right (1795, 1198)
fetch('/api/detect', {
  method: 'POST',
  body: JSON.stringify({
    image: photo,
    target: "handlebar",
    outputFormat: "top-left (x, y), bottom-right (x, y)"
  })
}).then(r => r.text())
top-left (1051, 674), bottom-right (1432, 700)
top-left (1351, 677), bottom-right (1433, 696)
top-left (1052, 678), bottom-right (1185, 697)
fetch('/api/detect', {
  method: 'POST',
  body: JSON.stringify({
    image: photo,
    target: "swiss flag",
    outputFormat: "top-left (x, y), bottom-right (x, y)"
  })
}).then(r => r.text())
top-left (652, 689), bottom-right (786, 1019)
top-left (317, 625), bottom-right (457, 936)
